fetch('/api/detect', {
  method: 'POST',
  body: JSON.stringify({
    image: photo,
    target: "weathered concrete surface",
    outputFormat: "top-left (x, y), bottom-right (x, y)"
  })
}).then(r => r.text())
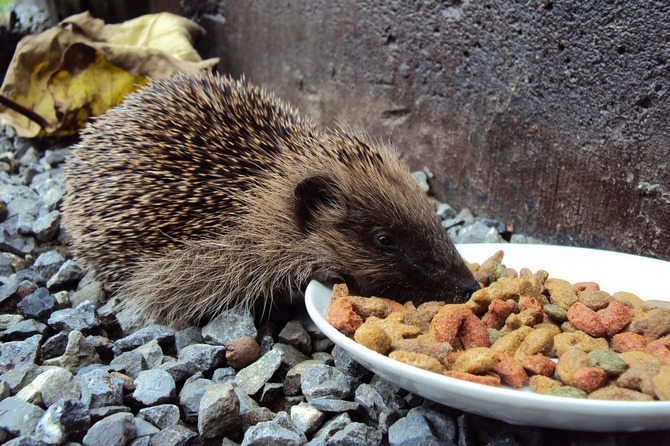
top-left (189, 1), bottom-right (670, 260)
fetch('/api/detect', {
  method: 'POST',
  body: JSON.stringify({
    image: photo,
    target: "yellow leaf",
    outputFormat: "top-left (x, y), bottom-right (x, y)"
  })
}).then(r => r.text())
top-left (0, 11), bottom-right (219, 137)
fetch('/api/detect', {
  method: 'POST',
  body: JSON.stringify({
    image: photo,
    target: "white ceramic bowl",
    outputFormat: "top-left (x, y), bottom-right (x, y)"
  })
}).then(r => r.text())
top-left (305, 243), bottom-right (670, 432)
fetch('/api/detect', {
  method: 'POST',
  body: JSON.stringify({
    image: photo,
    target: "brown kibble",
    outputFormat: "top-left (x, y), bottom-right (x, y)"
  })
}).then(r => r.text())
top-left (504, 308), bottom-right (544, 331)
top-left (630, 307), bottom-right (670, 341)
top-left (451, 347), bottom-right (498, 374)
top-left (443, 370), bottom-right (502, 387)
top-left (392, 335), bottom-right (452, 367)
top-left (552, 331), bottom-right (609, 356)
top-left (578, 290), bottom-right (612, 310)
top-left (490, 326), bottom-right (534, 356)
top-left (354, 322), bottom-right (392, 355)
top-left (652, 365), bottom-right (670, 400)
top-left (619, 351), bottom-right (662, 367)
top-left (597, 301), bottom-right (634, 335)
top-left (514, 328), bottom-right (555, 362)
top-left (494, 352), bottom-right (528, 388)
top-left (389, 350), bottom-right (445, 373)
top-left (226, 336), bottom-right (261, 369)
top-left (588, 387), bottom-right (654, 401)
top-left (645, 337), bottom-right (670, 365)
top-left (611, 332), bottom-right (649, 352)
top-left (529, 375), bottom-right (563, 394)
top-left (556, 347), bottom-right (588, 386)
top-left (331, 283), bottom-right (350, 299)
top-left (432, 305), bottom-right (490, 349)
top-left (572, 366), bottom-right (608, 393)
top-left (404, 301), bottom-right (445, 332)
top-left (612, 291), bottom-right (647, 314)
top-left (326, 296), bottom-right (364, 336)
top-left (473, 250), bottom-right (505, 286)
top-left (567, 303), bottom-right (607, 337)
top-left (350, 295), bottom-right (406, 319)
top-left (522, 354), bottom-right (557, 377)
top-left (544, 279), bottom-right (578, 310)
top-left (616, 361), bottom-right (661, 396)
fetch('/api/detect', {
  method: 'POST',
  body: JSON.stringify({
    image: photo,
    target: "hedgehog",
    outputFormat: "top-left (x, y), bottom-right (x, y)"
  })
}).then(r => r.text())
top-left (62, 71), bottom-right (479, 327)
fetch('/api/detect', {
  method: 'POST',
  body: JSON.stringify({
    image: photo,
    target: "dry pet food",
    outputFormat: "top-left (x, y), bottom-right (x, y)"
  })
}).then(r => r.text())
top-left (325, 250), bottom-right (670, 401)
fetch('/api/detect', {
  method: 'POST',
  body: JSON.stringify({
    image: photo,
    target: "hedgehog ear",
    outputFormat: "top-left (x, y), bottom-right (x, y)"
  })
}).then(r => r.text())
top-left (293, 175), bottom-right (344, 233)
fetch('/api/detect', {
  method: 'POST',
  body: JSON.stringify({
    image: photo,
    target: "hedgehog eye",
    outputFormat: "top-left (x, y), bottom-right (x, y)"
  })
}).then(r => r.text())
top-left (373, 231), bottom-right (398, 251)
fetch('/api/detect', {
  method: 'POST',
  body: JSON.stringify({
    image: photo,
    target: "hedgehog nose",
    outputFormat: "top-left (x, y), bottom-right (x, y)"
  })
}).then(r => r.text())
top-left (461, 279), bottom-right (481, 301)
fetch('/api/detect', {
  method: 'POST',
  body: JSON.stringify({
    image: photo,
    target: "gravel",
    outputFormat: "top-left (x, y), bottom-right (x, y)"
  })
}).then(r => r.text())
top-left (0, 125), bottom-right (667, 446)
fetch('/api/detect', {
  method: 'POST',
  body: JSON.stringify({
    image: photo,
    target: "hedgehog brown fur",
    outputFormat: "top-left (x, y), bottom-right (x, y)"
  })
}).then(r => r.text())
top-left (62, 71), bottom-right (479, 326)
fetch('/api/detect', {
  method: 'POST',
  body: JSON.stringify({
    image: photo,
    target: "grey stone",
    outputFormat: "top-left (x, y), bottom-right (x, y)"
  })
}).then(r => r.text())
top-left (0, 364), bottom-right (42, 394)
top-left (34, 398), bottom-right (90, 444)
top-left (0, 313), bottom-right (24, 329)
top-left (0, 217), bottom-right (35, 255)
top-left (511, 234), bottom-right (545, 244)
top-left (80, 368), bottom-right (125, 409)
top-left (135, 339), bottom-right (164, 368)
top-left (285, 360), bottom-right (325, 396)
top-left (133, 370), bottom-right (176, 405)
top-left (332, 345), bottom-right (370, 381)
top-left (15, 367), bottom-right (80, 407)
top-left (137, 404), bottom-right (181, 429)
top-left (0, 380), bottom-right (9, 399)
top-left (114, 324), bottom-right (175, 351)
top-left (327, 422), bottom-right (383, 446)
top-left (0, 279), bottom-right (20, 305)
top-left (70, 279), bottom-right (105, 308)
top-left (46, 259), bottom-right (85, 288)
top-left (16, 287), bottom-right (59, 321)
top-left (308, 413), bottom-right (352, 445)
top-left (40, 331), bottom-right (68, 359)
top-left (33, 250), bottom-right (65, 281)
top-left (134, 416), bottom-right (160, 438)
top-left (454, 221), bottom-right (505, 244)
top-left (0, 333), bottom-right (40, 372)
top-left (177, 343), bottom-right (226, 373)
top-left (157, 360), bottom-right (194, 384)
top-left (147, 424), bottom-right (196, 446)
top-left (241, 411), bottom-right (306, 446)
top-left (412, 171), bottom-right (430, 193)
top-left (83, 412), bottom-right (136, 446)
top-left (212, 366), bottom-right (237, 383)
top-left (290, 402), bottom-right (325, 435)
top-left (0, 396), bottom-right (44, 436)
top-left (414, 407), bottom-right (457, 444)
top-left (436, 202), bottom-right (457, 220)
top-left (202, 307), bottom-right (257, 345)
top-left (110, 349), bottom-right (147, 379)
top-left (88, 405), bottom-right (132, 422)
top-left (197, 382), bottom-right (241, 438)
top-left (130, 436), bottom-right (152, 446)
top-left (0, 252), bottom-right (16, 276)
top-left (388, 409), bottom-right (435, 446)
top-left (301, 364), bottom-right (356, 401)
top-left (174, 325), bottom-right (203, 352)
top-left (235, 347), bottom-right (283, 395)
top-left (279, 320), bottom-right (313, 355)
top-left (355, 383), bottom-right (393, 421)
top-left (31, 210), bottom-right (60, 242)
top-left (2, 436), bottom-right (43, 446)
top-left (307, 398), bottom-right (360, 413)
top-left (273, 343), bottom-right (312, 373)
top-left (48, 300), bottom-right (101, 332)
top-left (178, 378), bottom-right (214, 423)
top-left (43, 330), bottom-right (101, 373)
top-left (1, 318), bottom-right (47, 339)
top-left (15, 213), bottom-right (33, 236)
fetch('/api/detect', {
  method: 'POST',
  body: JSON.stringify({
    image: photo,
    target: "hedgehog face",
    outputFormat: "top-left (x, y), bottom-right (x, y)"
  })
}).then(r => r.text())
top-left (293, 174), bottom-right (479, 305)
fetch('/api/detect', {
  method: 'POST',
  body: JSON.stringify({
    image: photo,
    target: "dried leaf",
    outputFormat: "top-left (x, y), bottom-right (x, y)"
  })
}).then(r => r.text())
top-left (0, 11), bottom-right (219, 137)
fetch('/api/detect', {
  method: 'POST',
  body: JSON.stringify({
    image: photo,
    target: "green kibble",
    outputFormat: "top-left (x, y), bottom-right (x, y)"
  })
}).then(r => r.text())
top-left (489, 263), bottom-right (509, 283)
top-left (587, 350), bottom-right (628, 376)
top-left (543, 304), bottom-right (569, 322)
top-left (546, 386), bottom-right (588, 399)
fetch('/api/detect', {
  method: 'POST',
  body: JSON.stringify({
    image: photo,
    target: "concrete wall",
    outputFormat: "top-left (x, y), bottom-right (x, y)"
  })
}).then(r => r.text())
top-left (189, 1), bottom-right (669, 260)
